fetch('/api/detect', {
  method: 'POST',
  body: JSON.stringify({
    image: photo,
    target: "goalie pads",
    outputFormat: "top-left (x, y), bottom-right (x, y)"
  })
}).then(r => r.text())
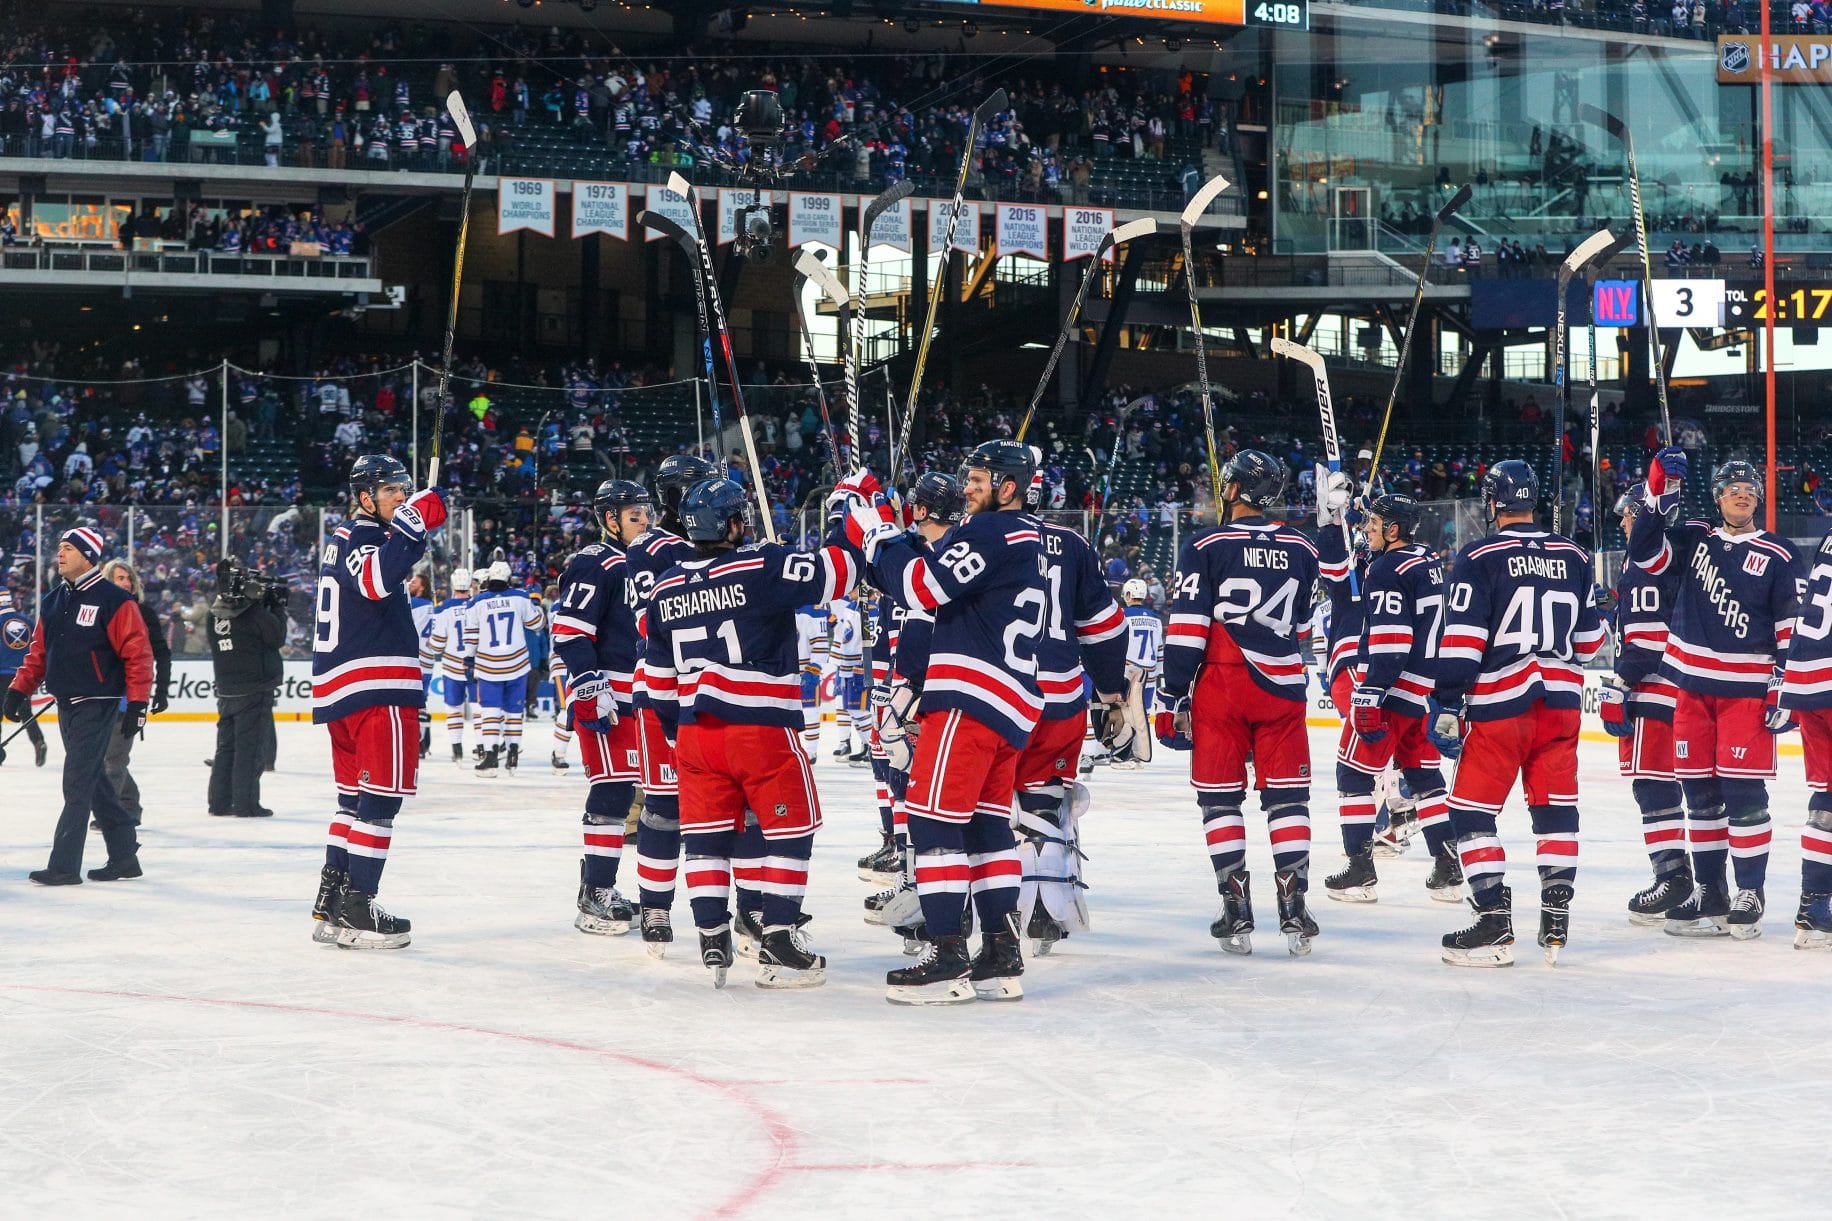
top-left (873, 681), bottom-right (921, 773)
top-left (1103, 666), bottom-right (1154, 766)
top-left (1017, 780), bottom-right (1093, 937)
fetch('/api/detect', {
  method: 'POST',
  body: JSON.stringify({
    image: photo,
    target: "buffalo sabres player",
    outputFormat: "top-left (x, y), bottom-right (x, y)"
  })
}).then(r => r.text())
top-left (465, 561), bottom-right (544, 775)
top-left (1107, 578), bottom-right (1163, 771)
top-left (420, 568), bottom-right (475, 763)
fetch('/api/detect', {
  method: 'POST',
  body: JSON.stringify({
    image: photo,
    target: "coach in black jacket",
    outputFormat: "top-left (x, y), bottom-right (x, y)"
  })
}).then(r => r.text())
top-left (101, 560), bottom-right (172, 826)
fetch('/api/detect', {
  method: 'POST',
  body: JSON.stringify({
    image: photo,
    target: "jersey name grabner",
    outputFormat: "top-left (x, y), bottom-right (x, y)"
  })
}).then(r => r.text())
top-left (1435, 524), bottom-right (1604, 721)
top-left (1613, 545), bottom-right (1683, 721)
top-left (312, 511), bottom-right (430, 723)
top-left (1629, 513), bottom-right (1803, 699)
top-left (1358, 542), bottom-right (1445, 717)
top-left (1779, 528), bottom-right (1832, 710)
top-left (464, 586), bottom-right (545, 683)
top-left (1022, 514), bottom-right (1128, 719)
top-left (645, 542), bottom-right (858, 730)
top-left (1165, 516), bottom-right (1321, 703)
top-left (552, 541), bottom-right (641, 711)
top-left (866, 509), bottom-right (1050, 749)
top-left (1315, 527), bottom-right (1366, 684)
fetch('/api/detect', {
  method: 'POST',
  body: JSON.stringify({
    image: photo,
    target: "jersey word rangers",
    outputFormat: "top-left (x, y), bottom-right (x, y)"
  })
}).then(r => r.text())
top-left (1629, 513), bottom-right (1802, 699)
top-left (1165, 516), bottom-right (1321, 703)
top-left (1613, 541), bottom-right (1683, 721)
top-left (552, 541), bottom-right (641, 711)
top-left (312, 511), bottom-right (429, 723)
top-left (1779, 528), bottom-right (1832, 710)
top-left (1022, 513), bottom-right (1128, 718)
top-left (645, 542), bottom-right (857, 730)
top-left (1358, 542), bottom-right (1445, 716)
top-left (1435, 524), bottom-right (1604, 721)
top-left (465, 587), bottom-right (544, 683)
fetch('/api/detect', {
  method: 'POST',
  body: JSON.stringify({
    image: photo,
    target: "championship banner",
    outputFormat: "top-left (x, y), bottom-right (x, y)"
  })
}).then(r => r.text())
top-left (788, 192), bottom-right (843, 250)
top-left (926, 198), bottom-right (981, 255)
top-left (717, 188), bottom-right (772, 246)
top-left (995, 203), bottom-right (1049, 261)
top-left (864, 195), bottom-right (913, 253)
top-left (498, 178), bottom-right (556, 237)
top-left (1063, 206), bottom-right (1118, 261)
top-left (1717, 34), bottom-right (1832, 83)
top-left (571, 181), bottom-right (629, 241)
top-left (642, 183), bottom-right (697, 242)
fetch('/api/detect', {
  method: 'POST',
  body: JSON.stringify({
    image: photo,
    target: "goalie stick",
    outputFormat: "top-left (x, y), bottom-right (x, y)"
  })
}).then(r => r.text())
top-left (1552, 227), bottom-right (1624, 533)
top-left (1582, 104), bottom-right (1672, 444)
top-left (1270, 336), bottom-right (1357, 597)
top-left (793, 248), bottom-right (851, 486)
top-left (428, 90), bottom-right (478, 488)
top-left (1179, 175), bottom-right (1232, 517)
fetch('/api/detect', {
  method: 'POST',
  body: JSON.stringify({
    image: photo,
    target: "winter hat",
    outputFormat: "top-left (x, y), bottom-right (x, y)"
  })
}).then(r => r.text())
top-left (61, 526), bottom-right (104, 562)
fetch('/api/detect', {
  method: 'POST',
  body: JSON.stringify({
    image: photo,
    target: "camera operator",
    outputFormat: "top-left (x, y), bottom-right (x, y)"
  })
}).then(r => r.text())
top-left (207, 559), bottom-right (285, 819)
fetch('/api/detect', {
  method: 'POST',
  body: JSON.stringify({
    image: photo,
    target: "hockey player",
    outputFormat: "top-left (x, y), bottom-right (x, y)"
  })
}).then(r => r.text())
top-left (1105, 578), bottom-right (1163, 771)
top-left (644, 477), bottom-right (858, 988)
top-left (1432, 460), bottom-right (1604, 966)
top-left (0, 587), bottom-right (48, 766)
top-left (420, 568), bottom-right (474, 764)
top-left (1598, 483), bottom-right (1689, 924)
top-left (795, 603), bottom-right (829, 756)
top-left (1161, 450), bottom-right (1323, 957)
top-left (1324, 493), bottom-right (1461, 903)
top-left (552, 479), bottom-right (650, 939)
top-left (1628, 449), bottom-right (1804, 938)
top-left (547, 590), bottom-right (575, 773)
top-left (827, 594), bottom-right (870, 764)
top-left (311, 455), bottom-right (445, 948)
top-left (464, 561), bottom-right (544, 775)
top-left (1779, 521), bottom-right (1832, 948)
top-left (409, 571), bottom-right (435, 759)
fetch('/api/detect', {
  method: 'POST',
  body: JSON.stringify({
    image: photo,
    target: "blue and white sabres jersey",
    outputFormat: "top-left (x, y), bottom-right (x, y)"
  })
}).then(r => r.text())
top-left (828, 597), bottom-right (864, 676)
top-left (420, 594), bottom-right (473, 682)
top-left (410, 596), bottom-right (435, 675)
top-left (1123, 605), bottom-right (1163, 676)
top-left (1164, 516), bottom-right (1321, 704)
top-left (1435, 525), bottom-right (1604, 721)
top-left (552, 541), bottom-right (641, 711)
top-left (1316, 527), bottom-right (1367, 683)
top-left (645, 542), bottom-right (858, 730)
top-left (865, 508), bottom-right (1050, 749)
top-left (1358, 542), bottom-right (1444, 717)
top-left (795, 604), bottom-right (828, 671)
top-left (1781, 528), bottom-right (1832, 710)
top-left (464, 586), bottom-right (544, 683)
top-left (1629, 513), bottom-right (1803, 699)
top-left (1021, 514), bottom-right (1126, 719)
top-left (1613, 543), bottom-right (1683, 721)
top-left (0, 599), bottom-right (33, 677)
top-left (311, 510), bottom-right (429, 724)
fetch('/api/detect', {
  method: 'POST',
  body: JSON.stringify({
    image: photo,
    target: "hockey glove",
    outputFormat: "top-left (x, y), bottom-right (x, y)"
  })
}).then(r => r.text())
top-left (1317, 469), bottom-right (1354, 527)
top-left (1154, 697), bottom-right (1194, 751)
top-left (1426, 696), bottom-right (1465, 757)
top-left (845, 499), bottom-right (900, 562)
top-left (120, 700), bottom-right (148, 740)
top-left (1597, 680), bottom-right (1635, 738)
top-left (873, 682), bottom-right (920, 772)
top-left (568, 670), bottom-right (615, 734)
top-left (2, 686), bottom-right (26, 722)
top-left (825, 469), bottom-right (882, 515)
top-left (1645, 446), bottom-right (1688, 521)
top-left (1350, 686), bottom-right (1388, 744)
top-left (393, 488), bottom-right (447, 538)
top-left (1765, 674), bottom-right (1797, 734)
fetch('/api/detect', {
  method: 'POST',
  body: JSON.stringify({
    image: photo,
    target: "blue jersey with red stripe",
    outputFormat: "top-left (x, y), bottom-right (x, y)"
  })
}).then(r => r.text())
top-left (1023, 513), bottom-right (1128, 719)
top-left (1164, 516), bottom-right (1320, 704)
top-left (1781, 528), bottom-right (1832, 710)
top-left (865, 508), bottom-right (1049, 749)
top-left (625, 525), bottom-right (698, 707)
top-left (1613, 542), bottom-right (1683, 721)
top-left (311, 509), bottom-right (430, 724)
top-left (644, 541), bottom-right (858, 731)
top-left (1434, 524), bottom-right (1604, 721)
top-left (552, 540), bottom-right (641, 712)
top-left (1628, 512), bottom-right (1803, 699)
top-left (1315, 526), bottom-right (1366, 684)
top-left (1358, 542), bottom-right (1445, 717)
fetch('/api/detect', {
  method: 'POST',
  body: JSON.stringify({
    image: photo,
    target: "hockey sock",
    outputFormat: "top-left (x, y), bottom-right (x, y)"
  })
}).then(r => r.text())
top-left (1199, 792), bottom-right (1247, 881)
top-left (1723, 778), bottom-right (1772, 891)
top-left (446, 708), bottom-right (465, 750)
top-left (553, 715), bottom-right (574, 750)
top-left (965, 811), bottom-right (1023, 928)
top-left (636, 795), bottom-right (681, 910)
top-left (1682, 778), bottom-right (1730, 890)
top-left (582, 782), bottom-right (635, 888)
top-left (1529, 803), bottom-right (1579, 889)
top-left (345, 795), bottom-right (402, 895)
top-left (910, 814), bottom-right (970, 937)
top-left (324, 794), bottom-right (357, 873)
top-left (872, 754), bottom-right (894, 837)
top-left (1449, 804), bottom-right (1505, 905)
top-left (682, 831), bottom-right (734, 932)
top-left (1264, 787), bottom-right (1311, 884)
top-left (732, 814), bottom-right (766, 918)
top-left (1803, 799), bottom-right (1832, 894)
top-left (505, 712), bottom-right (524, 752)
top-left (1405, 767), bottom-right (1453, 856)
top-left (1335, 764), bottom-right (1378, 855)
top-left (1632, 779), bottom-right (1687, 875)
top-left (759, 833), bottom-right (813, 929)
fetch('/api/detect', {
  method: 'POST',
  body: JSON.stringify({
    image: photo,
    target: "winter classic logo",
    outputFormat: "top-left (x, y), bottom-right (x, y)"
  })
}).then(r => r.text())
top-left (1722, 41), bottom-right (1751, 73)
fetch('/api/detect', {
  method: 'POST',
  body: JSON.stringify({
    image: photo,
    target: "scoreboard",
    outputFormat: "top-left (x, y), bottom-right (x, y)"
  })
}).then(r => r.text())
top-left (1590, 279), bottom-right (1731, 327)
top-left (924, 0), bottom-right (1307, 29)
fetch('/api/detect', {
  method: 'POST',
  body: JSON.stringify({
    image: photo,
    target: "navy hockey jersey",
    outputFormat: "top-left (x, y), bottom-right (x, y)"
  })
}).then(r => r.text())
top-left (645, 542), bottom-right (858, 730)
top-left (0, 599), bottom-right (32, 676)
top-left (1315, 526), bottom-right (1366, 683)
top-left (312, 510), bottom-right (430, 723)
top-left (1613, 544), bottom-right (1682, 721)
top-left (1358, 542), bottom-right (1445, 716)
top-left (865, 508), bottom-right (1049, 749)
top-left (1164, 516), bottom-right (1320, 704)
top-left (1629, 512), bottom-right (1802, 698)
top-left (1023, 514), bottom-right (1128, 719)
top-left (552, 541), bottom-right (641, 711)
top-left (895, 605), bottom-right (936, 684)
top-left (1435, 525), bottom-right (1604, 721)
top-left (1779, 527), bottom-right (1832, 710)
top-left (625, 525), bottom-right (698, 708)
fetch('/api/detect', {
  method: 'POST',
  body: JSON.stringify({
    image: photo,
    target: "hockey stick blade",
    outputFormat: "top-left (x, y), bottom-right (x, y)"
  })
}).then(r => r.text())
top-left (861, 179), bottom-right (916, 240)
top-left (1561, 226), bottom-right (1620, 277)
top-left (667, 170), bottom-right (695, 203)
top-left (1438, 183), bottom-right (1473, 223)
top-left (1269, 335), bottom-right (1324, 372)
top-left (637, 209), bottom-right (690, 245)
top-left (795, 248), bottom-right (850, 308)
top-left (1578, 103), bottom-right (1626, 141)
top-left (447, 91), bottom-right (477, 147)
top-left (975, 88), bottom-right (1010, 127)
top-left (1180, 176), bottom-right (1232, 228)
top-left (1109, 216), bottom-right (1159, 249)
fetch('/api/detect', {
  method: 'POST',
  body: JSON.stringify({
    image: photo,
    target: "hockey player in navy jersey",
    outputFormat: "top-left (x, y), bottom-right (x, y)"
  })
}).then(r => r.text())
top-left (310, 455), bottom-right (446, 949)
top-left (1161, 450), bottom-right (1323, 957)
top-left (552, 480), bottom-right (650, 941)
top-left (1323, 493), bottom-right (1461, 904)
top-left (644, 478), bottom-right (859, 988)
top-left (1779, 522), bottom-right (1832, 948)
top-left (1630, 449), bottom-right (1804, 938)
top-left (1599, 484), bottom-right (1690, 924)
top-left (1432, 460), bottom-right (1604, 966)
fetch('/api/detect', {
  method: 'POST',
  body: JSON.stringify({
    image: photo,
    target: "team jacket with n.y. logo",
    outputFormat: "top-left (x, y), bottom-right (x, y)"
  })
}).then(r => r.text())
top-left (312, 510), bottom-right (429, 723)
top-left (1357, 542), bottom-right (1445, 717)
top-left (1163, 516), bottom-right (1321, 704)
top-left (552, 540), bottom-right (641, 713)
top-left (1435, 524), bottom-right (1604, 721)
top-left (1629, 512), bottom-right (1803, 699)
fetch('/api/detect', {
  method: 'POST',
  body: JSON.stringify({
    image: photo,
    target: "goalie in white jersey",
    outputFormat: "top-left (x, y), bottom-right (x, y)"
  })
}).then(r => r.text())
top-left (1109, 578), bottom-right (1162, 770)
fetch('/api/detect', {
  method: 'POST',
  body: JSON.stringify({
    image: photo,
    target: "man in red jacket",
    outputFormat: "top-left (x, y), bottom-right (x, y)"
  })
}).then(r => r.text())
top-left (3, 527), bottom-right (154, 884)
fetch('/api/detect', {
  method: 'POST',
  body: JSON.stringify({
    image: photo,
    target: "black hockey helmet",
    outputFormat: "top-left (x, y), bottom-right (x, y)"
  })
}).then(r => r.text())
top-left (349, 454), bottom-right (413, 502)
top-left (594, 478), bottom-right (652, 516)
top-left (958, 439), bottom-right (1037, 504)
top-left (1481, 459), bottom-right (1538, 520)
top-left (1366, 492), bottom-right (1424, 539)
top-left (1221, 449), bottom-right (1285, 509)
top-left (909, 471), bottom-right (966, 526)
top-left (654, 453), bottom-right (719, 523)
top-left (679, 478), bottom-right (751, 543)
top-left (1711, 459), bottom-right (1763, 503)
top-left (1615, 481), bottom-right (1646, 517)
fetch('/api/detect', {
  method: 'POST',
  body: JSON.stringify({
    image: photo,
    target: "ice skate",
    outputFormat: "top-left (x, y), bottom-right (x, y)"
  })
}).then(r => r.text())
top-left (1209, 871), bottom-right (1254, 955)
top-left (1664, 881), bottom-right (1731, 937)
top-left (640, 907), bottom-right (672, 958)
top-left (1539, 883), bottom-right (1573, 965)
top-left (1371, 809), bottom-right (1417, 859)
top-left (474, 747), bottom-right (500, 777)
top-left (868, 881), bottom-right (922, 930)
top-left (451, 744), bottom-right (464, 767)
top-left (419, 725), bottom-right (431, 760)
top-left (574, 863), bottom-right (634, 935)
top-left (1726, 888), bottom-right (1764, 940)
top-left (33, 737), bottom-right (47, 767)
top-left (735, 907), bottom-right (764, 957)
top-left (699, 925), bottom-right (733, 988)
top-left (1324, 848), bottom-right (1378, 903)
top-left (845, 743), bottom-right (869, 768)
top-left (857, 833), bottom-right (898, 884)
top-left (311, 863), bottom-right (346, 945)
top-left (1628, 869), bottom-right (1693, 927)
top-left (1276, 870), bottom-right (1319, 956)
top-left (970, 914), bottom-right (1025, 1000)
top-left (334, 890), bottom-right (411, 949)
top-left (551, 752), bottom-right (570, 774)
top-left (505, 744), bottom-right (520, 775)
top-left (1441, 886), bottom-right (1514, 967)
top-left (1026, 903), bottom-right (1068, 956)
top-left (886, 934), bottom-right (975, 1005)
top-left (1795, 894), bottom-right (1832, 950)
top-left (1425, 847), bottom-right (1465, 903)
top-left (756, 927), bottom-right (826, 989)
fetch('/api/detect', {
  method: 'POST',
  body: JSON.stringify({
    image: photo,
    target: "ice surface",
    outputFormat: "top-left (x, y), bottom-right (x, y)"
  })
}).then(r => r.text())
top-left (2, 718), bottom-right (1828, 1219)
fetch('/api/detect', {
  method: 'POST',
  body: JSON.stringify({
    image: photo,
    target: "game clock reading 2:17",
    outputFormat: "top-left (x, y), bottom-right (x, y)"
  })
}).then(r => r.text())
top-left (1724, 283), bottom-right (1832, 324)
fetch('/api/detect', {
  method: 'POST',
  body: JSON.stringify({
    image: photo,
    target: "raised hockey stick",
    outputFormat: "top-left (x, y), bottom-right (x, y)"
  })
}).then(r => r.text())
top-left (1016, 217), bottom-right (1159, 445)
top-left (1179, 174), bottom-right (1232, 518)
top-left (428, 90), bottom-right (478, 488)
top-left (1552, 227), bottom-right (1624, 533)
top-left (1368, 183), bottom-right (1470, 493)
top-left (1270, 335), bottom-right (1357, 597)
top-left (851, 180), bottom-right (916, 472)
top-left (638, 203), bottom-right (725, 460)
top-left (793, 248), bottom-right (852, 485)
top-left (1582, 104), bottom-right (1672, 445)
top-left (1588, 263), bottom-right (1608, 592)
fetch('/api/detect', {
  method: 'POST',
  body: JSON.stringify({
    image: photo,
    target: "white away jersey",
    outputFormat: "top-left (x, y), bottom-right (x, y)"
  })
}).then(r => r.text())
top-left (464, 587), bottom-right (545, 682)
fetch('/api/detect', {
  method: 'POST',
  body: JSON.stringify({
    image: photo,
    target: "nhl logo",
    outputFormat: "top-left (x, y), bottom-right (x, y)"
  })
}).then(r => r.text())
top-left (1722, 42), bottom-right (1751, 73)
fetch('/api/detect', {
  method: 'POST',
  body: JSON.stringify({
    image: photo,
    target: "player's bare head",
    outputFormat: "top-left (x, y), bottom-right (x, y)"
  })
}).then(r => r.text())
top-left (680, 477), bottom-right (750, 552)
top-left (408, 571), bottom-right (430, 599)
top-left (1712, 460), bottom-right (1762, 530)
top-left (594, 478), bottom-right (653, 543)
top-left (958, 441), bottom-right (1036, 515)
top-left (1362, 493), bottom-right (1422, 553)
top-left (349, 455), bottom-right (413, 523)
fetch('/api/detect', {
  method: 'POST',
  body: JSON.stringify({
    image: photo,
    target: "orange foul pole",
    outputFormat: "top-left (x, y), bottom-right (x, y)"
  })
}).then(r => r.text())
top-left (1761, 5), bottom-right (1778, 532)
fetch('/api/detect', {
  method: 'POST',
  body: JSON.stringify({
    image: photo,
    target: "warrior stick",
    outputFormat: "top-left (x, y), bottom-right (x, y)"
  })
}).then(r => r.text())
top-left (428, 90), bottom-right (478, 488)
top-left (1583, 104), bottom-right (1672, 444)
top-left (1179, 174), bottom-right (1232, 518)
top-left (1552, 227), bottom-right (1624, 533)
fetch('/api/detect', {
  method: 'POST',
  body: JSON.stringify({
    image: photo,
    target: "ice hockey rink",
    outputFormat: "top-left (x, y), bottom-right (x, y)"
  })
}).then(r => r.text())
top-left (3, 718), bottom-right (1828, 1219)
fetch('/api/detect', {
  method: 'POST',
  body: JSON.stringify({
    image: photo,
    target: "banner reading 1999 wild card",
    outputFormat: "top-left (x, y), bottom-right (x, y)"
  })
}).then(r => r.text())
top-left (498, 178), bottom-right (556, 237)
